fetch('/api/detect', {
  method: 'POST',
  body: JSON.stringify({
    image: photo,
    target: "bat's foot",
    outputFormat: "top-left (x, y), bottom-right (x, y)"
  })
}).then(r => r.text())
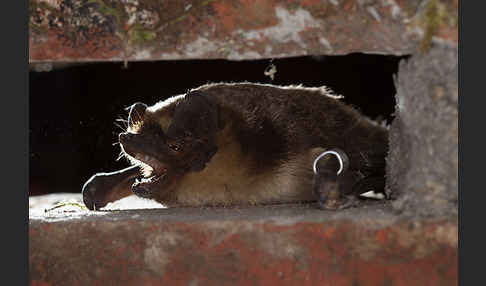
top-left (312, 148), bottom-right (357, 211)
top-left (313, 171), bottom-right (359, 210)
top-left (317, 195), bottom-right (360, 210)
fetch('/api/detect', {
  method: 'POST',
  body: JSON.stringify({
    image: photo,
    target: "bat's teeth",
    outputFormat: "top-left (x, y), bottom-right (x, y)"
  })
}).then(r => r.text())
top-left (135, 153), bottom-right (167, 179)
top-left (137, 175), bottom-right (161, 184)
top-left (138, 154), bottom-right (162, 171)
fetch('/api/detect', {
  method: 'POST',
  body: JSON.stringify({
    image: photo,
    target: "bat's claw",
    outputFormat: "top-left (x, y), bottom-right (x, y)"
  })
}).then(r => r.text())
top-left (312, 148), bottom-right (356, 210)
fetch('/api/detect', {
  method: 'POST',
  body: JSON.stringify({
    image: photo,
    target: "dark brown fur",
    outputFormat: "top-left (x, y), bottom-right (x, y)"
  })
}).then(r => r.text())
top-left (82, 83), bottom-right (388, 210)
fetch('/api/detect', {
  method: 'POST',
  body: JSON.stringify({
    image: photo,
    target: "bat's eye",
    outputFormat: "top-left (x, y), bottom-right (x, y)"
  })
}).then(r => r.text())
top-left (169, 144), bottom-right (181, 152)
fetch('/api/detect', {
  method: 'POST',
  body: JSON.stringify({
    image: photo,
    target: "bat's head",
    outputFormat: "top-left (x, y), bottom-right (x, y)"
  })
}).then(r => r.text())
top-left (119, 91), bottom-right (220, 202)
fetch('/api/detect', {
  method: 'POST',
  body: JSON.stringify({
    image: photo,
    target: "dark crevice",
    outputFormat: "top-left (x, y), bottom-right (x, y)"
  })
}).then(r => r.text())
top-left (29, 54), bottom-right (408, 195)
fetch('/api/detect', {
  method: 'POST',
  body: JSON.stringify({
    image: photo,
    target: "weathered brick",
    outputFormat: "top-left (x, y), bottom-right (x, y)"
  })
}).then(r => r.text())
top-left (29, 0), bottom-right (458, 62)
top-left (30, 194), bottom-right (457, 286)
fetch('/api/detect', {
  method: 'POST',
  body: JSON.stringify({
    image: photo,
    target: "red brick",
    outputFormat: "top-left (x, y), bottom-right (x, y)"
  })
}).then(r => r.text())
top-left (29, 0), bottom-right (458, 63)
top-left (29, 195), bottom-right (457, 286)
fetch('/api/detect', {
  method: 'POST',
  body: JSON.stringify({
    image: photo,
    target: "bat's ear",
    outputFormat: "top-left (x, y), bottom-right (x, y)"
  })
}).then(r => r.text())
top-left (168, 91), bottom-right (220, 138)
top-left (126, 102), bottom-right (148, 128)
top-left (186, 91), bottom-right (225, 129)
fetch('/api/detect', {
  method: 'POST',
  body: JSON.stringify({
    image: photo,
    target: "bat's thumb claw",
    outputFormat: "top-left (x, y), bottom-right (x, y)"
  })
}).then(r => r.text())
top-left (81, 175), bottom-right (104, 211)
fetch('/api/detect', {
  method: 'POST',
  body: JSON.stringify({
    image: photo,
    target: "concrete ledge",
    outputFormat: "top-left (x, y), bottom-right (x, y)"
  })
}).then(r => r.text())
top-left (30, 194), bottom-right (457, 286)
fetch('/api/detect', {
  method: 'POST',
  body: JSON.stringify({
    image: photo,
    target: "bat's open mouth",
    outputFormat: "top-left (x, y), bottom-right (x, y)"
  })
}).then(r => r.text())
top-left (131, 153), bottom-right (168, 198)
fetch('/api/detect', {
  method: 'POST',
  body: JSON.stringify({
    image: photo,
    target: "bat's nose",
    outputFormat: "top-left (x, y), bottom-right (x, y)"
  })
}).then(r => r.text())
top-left (118, 132), bottom-right (135, 145)
top-left (118, 132), bottom-right (143, 156)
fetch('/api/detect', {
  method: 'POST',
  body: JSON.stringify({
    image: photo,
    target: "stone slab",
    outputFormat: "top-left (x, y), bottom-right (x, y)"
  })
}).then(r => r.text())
top-left (30, 193), bottom-right (457, 286)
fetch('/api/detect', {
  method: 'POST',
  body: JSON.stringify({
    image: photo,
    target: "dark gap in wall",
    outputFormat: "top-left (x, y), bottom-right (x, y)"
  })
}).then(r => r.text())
top-left (29, 54), bottom-right (406, 196)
